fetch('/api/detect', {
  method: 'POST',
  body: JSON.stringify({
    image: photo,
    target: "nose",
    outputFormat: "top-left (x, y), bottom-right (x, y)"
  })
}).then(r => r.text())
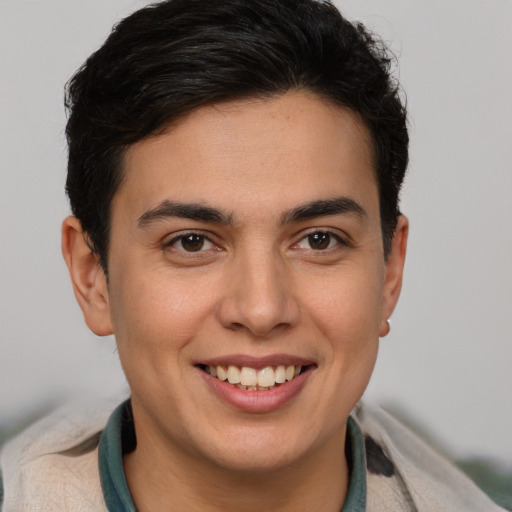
top-left (216, 249), bottom-right (300, 338)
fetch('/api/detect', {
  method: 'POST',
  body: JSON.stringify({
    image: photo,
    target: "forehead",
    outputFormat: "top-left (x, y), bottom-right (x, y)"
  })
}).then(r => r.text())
top-left (115, 92), bottom-right (378, 220)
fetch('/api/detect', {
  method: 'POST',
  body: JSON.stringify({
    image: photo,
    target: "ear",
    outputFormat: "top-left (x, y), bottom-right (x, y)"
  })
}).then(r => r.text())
top-left (379, 215), bottom-right (409, 337)
top-left (61, 216), bottom-right (113, 336)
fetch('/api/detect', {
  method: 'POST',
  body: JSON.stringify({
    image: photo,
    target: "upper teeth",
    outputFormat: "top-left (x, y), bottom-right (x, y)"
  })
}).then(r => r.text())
top-left (207, 364), bottom-right (302, 389)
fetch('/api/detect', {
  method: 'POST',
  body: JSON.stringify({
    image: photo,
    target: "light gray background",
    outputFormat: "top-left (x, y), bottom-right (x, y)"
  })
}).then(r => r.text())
top-left (1, 0), bottom-right (511, 465)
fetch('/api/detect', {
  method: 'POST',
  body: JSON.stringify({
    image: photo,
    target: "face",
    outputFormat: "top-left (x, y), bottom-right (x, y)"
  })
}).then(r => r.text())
top-left (71, 92), bottom-right (406, 472)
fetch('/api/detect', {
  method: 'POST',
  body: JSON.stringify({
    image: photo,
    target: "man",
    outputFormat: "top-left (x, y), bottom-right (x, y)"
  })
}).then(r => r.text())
top-left (0, 0), bottom-right (505, 510)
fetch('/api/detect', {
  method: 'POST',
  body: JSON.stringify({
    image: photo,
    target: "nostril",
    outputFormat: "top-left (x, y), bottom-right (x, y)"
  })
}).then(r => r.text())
top-left (230, 322), bottom-right (245, 331)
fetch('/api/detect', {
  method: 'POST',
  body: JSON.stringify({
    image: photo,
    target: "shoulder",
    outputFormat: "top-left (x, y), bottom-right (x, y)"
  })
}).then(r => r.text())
top-left (0, 394), bottom-right (127, 512)
top-left (351, 401), bottom-right (506, 512)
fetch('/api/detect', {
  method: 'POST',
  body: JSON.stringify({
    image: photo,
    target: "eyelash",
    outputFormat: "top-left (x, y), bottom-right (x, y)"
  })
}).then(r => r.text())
top-left (165, 231), bottom-right (217, 254)
top-left (293, 230), bottom-right (349, 251)
top-left (164, 229), bottom-right (349, 255)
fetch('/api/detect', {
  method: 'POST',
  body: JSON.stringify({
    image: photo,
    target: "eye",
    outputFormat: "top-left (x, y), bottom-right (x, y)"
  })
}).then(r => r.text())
top-left (296, 231), bottom-right (343, 251)
top-left (168, 233), bottom-right (215, 252)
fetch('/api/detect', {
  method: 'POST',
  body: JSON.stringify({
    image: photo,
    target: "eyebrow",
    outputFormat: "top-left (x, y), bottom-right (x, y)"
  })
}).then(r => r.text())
top-left (137, 196), bottom-right (366, 228)
top-left (137, 200), bottom-right (233, 227)
top-left (280, 197), bottom-right (367, 225)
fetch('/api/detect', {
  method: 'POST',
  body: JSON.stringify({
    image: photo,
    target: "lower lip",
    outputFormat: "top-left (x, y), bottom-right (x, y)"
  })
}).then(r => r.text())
top-left (198, 367), bottom-right (314, 413)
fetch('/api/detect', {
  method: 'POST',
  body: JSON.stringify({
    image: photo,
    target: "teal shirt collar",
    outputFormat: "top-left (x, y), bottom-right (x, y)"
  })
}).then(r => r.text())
top-left (98, 400), bottom-right (367, 511)
top-left (98, 400), bottom-right (137, 511)
top-left (342, 415), bottom-right (367, 511)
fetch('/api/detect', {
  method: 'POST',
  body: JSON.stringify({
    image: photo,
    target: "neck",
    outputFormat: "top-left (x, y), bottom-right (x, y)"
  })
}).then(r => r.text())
top-left (124, 423), bottom-right (349, 512)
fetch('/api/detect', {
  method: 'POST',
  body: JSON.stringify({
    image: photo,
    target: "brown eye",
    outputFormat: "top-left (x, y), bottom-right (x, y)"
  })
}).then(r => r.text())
top-left (165, 231), bottom-right (218, 259)
top-left (294, 230), bottom-right (345, 252)
top-left (168, 233), bottom-right (214, 253)
top-left (179, 234), bottom-right (205, 252)
top-left (308, 232), bottom-right (331, 250)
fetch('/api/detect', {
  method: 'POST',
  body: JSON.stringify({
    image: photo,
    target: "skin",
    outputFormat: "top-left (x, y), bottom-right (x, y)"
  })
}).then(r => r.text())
top-left (62, 91), bottom-right (408, 511)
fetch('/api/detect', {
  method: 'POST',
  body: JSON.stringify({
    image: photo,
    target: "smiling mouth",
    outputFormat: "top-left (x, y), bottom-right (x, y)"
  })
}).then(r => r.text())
top-left (199, 364), bottom-right (308, 391)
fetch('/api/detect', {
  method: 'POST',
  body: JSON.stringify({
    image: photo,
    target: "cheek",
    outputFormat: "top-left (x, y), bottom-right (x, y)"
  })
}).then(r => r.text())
top-left (300, 262), bottom-right (383, 382)
top-left (108, 267), bottom-right (216, 365)
top-left (304, 265), bottom-right (383, 337)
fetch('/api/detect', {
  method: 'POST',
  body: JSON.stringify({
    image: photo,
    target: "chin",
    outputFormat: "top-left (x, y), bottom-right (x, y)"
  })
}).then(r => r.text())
top-left (206, 446), bottom-right (303, 474)
top-left (193, 423), bottom-right (324, 474)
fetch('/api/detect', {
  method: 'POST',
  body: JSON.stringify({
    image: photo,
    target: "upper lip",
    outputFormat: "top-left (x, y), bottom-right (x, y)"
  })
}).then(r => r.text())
top-left (196, 353), bottom-right (315, 370)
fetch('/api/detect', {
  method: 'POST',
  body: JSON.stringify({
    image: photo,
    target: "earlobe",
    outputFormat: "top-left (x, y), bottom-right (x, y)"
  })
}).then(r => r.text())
top-left (61, 216), bottom-right (113, 336)
top-left (380, 215), bottom-right (409, 337)
top-left (379, 318), bottom-right (391, 337)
